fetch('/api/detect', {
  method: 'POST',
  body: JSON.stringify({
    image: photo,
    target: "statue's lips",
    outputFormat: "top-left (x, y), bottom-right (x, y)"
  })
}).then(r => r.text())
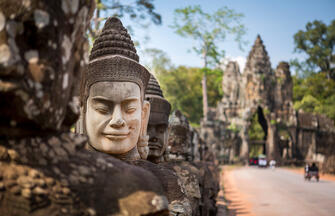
top-left (103, 132), bottom-right (130, 140)
top-left (148, 142), bottom-right (162, 149)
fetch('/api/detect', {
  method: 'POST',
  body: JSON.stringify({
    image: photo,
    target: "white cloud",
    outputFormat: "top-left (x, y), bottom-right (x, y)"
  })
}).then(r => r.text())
top-left (220, 56), bottom-right (247, 73)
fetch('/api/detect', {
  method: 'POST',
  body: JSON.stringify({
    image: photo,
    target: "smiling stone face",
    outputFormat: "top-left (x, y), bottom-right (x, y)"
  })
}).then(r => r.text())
top-left (80, 17), bottom-right (151, 160)
top-left (85, 82), bottom-right (143, 155)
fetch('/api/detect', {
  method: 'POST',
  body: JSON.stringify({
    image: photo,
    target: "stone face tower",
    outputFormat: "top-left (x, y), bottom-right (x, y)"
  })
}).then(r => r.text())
top-left (222, 61), bottom-right (241, 105)
top-left (219, 61), bottom-right (242, 122)
top-left (274, 62), bottom-right (295, 121)
top-left (240, 35), bottom-right (279, 161)
top-left (243, 35), bottom-right (273, 108)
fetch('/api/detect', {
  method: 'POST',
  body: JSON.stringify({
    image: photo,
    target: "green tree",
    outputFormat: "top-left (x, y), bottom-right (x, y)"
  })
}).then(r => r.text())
top-left (158, 66), bottom-right (223, 125)
top-left (294, 95), bottom-right (321, 113)
top-left (160, 66), bottom-right (203, 124)
top-left (89, 0), bottom-right (161, 42)
top-left (292, 73), bottom-right (335, 122)
top-left (170, 5), bottom-right (246, 121)
top-left (142, 48), bottom-right (223, 125)
top-left (292, 20), bottom-right (335, 80)
top-left (141, 48), bottom-right (173, 76)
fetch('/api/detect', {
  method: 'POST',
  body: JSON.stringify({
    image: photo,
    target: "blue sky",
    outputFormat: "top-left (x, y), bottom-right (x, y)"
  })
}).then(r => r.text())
top-left (131, 0), bottom-right (335, 73)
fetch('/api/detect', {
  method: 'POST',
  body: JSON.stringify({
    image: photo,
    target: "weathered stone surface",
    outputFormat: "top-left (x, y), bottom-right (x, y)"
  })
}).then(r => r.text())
top-left (221, 61), bottom-right (242, 109)
top-left (167, 110), bottom-right (220, 215)
top-left (145, 74), bottom-right (171, 164)
top-left (194, 161), bottom-right (220, 216)
top-left (200, 107), bottom-right (225, 164)
top-left (161, 161), bottom-right (201, 216)
top-left (0, 0), bottom-right (94, 135)
top-left (190, 127), bottom-right (201, 162)
top-left (131, 160), bottom-right (192, 215)
top-left (0, 134), bottom-right (169, 215)
top-left (0, 1), bottom-right (169, 215)
top-left (168, 110), bottom-right (192, 161)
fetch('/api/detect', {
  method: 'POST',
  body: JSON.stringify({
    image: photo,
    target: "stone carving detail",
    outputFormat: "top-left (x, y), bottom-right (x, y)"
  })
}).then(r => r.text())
top-left (130, 159), bottom-right (192, 216)
top-left (0, 1), bottom-right (169, 215)
top-left (80, 17), bottom-right (151, 161)
top-left (165, 110), bottom-right (220, 215)
top-left (222, 61), bottom-right (241, 109)
top-left (168, 110), bottom-right (193, 161)
top-left (145, 74), bottom-right (171, 163)
top-left (0, 0), bottom-right (94, 136)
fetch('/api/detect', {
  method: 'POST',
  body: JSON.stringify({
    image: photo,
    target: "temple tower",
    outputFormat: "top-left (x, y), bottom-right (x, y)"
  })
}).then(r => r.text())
top-left (240, 35), bottom-right (279, 161)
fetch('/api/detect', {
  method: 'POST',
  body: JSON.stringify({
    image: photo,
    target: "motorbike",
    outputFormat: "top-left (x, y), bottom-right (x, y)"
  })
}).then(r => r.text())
top-left (304, 170), bottom-right (319, 181)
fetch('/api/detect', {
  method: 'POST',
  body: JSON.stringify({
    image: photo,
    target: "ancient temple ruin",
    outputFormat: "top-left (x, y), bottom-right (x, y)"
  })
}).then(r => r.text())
top-left (201, 35), bottom-right (335, 172)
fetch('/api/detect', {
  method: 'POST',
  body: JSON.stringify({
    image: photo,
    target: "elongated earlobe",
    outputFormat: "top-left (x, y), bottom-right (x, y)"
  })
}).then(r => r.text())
top-left (141, 100), bottom-right (150, 137)
top-left (138, 100), bottom-right (150, 159)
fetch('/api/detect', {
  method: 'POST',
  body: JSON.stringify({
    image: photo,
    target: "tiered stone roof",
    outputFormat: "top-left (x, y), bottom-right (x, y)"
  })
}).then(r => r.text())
top-left (244, 35), bottom-right (272, 75)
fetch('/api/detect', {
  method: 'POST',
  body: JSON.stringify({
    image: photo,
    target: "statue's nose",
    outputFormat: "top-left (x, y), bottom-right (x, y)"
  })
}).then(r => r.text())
top-left (109, 105), bottom-right (125, 128)
top-left (150, 137), bottom-right (158, 142)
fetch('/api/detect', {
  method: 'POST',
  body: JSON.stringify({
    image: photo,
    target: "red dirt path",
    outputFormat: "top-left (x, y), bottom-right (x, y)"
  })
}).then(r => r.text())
top-left (217, 166), bottom-right (254, 216)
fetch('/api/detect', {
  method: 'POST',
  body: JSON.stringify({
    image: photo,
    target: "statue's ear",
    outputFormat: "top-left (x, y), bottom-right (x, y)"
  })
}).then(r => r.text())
top-left (141, 100), bottom-right (151, 136)
top-left (163, 124), bottom-right (170, 151)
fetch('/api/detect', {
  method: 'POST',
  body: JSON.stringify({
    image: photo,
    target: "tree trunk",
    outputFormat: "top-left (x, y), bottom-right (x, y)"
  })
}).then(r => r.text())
top-left (202, 50), bottom-right (209, 122)
top-left (202, 74), bottom-right (208, 121)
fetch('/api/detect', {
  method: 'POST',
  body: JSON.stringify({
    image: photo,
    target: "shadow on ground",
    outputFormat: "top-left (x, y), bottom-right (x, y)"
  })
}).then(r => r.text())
top-left (216, 166), bottom-right (254, 216)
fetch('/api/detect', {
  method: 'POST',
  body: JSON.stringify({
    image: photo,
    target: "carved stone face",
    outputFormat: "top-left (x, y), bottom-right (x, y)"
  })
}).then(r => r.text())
top-left (147, 118), bottom-right (169, 159)
top-left (85, 81), bottom-right (150, 155)
top-left (169, 126), bottom-right (189, 151)
top-left (168, 110), bottom-right (191, 159)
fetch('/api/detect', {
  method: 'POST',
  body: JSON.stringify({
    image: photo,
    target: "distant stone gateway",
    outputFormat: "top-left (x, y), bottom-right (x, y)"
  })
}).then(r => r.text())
top-left (200, 35), bottom-right (335, 173)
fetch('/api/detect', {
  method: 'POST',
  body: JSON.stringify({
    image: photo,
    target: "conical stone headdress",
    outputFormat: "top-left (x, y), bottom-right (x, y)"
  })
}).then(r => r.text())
top-left (145, 75), bottom-right (171, 123)
top-left (83, 17), bottom-right (150, 103)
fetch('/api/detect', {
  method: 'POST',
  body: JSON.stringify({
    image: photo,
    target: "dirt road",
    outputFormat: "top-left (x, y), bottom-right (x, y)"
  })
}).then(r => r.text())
top-left (219, 166), bottom-right (335, 216)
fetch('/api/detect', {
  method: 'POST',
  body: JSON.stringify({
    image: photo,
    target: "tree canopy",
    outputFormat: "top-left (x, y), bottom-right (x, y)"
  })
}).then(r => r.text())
top-left (89, 0), bottom-right (161, 43)
top-left (170, 5), bottom-right (246, 68)
top-left (142, 49), bottom-right (223, 125)
top-left (158, 66), bottom-right (223, 125)
top-left (170, 5), bottom-right (246, 120)
top-left (291, 20), bottom-right (335, 124)
top-left (292, 20), bottom-right (335, 80)
top-left (292, 73), bottom-right (335, 122)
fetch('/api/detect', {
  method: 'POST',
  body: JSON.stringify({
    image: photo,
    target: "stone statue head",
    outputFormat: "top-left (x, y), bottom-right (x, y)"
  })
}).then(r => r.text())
top-left (168, 110), bottom-right (192, 161)
top-left (81, 17), bottom-right (151, 160)
top-left (0, 0), bottom-right (94, 137)
top-left (145, 75), bottom-right (171, 163)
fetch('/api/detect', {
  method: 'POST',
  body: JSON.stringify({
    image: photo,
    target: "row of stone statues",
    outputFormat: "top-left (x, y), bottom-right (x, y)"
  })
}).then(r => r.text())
top-left (0, 1), bottom-right (219, 215)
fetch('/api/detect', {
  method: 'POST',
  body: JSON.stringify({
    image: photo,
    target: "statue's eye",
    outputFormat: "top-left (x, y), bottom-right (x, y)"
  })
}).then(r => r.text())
top-left (94, 105), bottom-right (109, 114)
top-left (123, 100), bottom-right (138, 114)
top-left (157, 125), bottom-right (166, 133)
top-left (126, 106), bottom-right (136, 113)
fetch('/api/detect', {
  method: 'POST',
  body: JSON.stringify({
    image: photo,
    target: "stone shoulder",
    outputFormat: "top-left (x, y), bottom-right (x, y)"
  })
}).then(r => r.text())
top-left (0, 133), bottom-right (169, 215)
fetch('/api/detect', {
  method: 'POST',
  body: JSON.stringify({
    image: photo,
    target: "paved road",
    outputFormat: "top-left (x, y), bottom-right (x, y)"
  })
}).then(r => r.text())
top-left (224, 167), bottom-right (335, 216)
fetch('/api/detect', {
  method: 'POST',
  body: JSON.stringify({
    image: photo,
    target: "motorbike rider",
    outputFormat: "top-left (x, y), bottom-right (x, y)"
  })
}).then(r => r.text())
top-left (309, 163), bottom-right (319, 172)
